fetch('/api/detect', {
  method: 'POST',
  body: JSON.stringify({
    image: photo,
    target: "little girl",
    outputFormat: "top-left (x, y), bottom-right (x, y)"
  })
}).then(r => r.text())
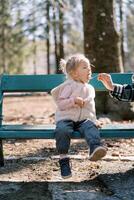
top-left (51, 54), bottom-right (107, 178)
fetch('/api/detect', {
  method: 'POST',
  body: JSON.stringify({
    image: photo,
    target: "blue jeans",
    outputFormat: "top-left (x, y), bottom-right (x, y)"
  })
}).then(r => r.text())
top-left (55, 119), bottom-right (102, 154)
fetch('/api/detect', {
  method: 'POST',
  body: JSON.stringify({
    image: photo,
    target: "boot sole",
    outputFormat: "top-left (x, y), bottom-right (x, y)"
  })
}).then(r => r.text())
top-left (62, 174), bottom-right (72, 179)
top-left (89, 147), bottom-right (107, 161)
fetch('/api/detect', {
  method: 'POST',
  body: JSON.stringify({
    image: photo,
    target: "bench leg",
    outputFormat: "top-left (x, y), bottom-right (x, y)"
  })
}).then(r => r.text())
top-left (0, 140), bottom-right (4, 167)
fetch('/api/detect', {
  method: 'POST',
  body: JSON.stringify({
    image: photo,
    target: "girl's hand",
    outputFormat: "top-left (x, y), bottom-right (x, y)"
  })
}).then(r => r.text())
top-left (95, 120), bottom-right (104, 128)
top-left (75, 97), bottom-right (85, 108)
top-left (98, 73), bottom-right (114, 91)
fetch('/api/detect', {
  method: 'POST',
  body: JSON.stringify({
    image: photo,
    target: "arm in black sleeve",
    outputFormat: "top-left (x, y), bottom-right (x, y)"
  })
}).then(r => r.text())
top-left (110, 84), bottom-right (134, 102)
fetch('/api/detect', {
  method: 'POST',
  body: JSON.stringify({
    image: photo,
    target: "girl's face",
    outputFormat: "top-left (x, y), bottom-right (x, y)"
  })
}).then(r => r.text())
top-left (71, 61), bottom-right (92, 83)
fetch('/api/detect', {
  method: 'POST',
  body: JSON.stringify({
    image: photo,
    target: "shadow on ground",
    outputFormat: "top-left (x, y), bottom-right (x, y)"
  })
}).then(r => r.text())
top-left (0, 168), bottom-right (134, 200)
top-left (0, 181), bottom-right (51, 200)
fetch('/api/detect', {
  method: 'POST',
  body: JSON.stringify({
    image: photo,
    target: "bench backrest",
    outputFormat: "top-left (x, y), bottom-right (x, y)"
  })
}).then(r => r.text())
top-left (0, 73), bottom-right (133, 93)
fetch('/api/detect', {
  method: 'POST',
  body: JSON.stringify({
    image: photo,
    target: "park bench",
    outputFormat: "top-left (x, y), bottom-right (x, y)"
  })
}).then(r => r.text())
top-left (0, 73), bottom-right (134, 166)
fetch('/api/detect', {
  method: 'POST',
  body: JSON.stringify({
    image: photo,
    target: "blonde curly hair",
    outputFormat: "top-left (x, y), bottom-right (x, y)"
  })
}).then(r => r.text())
top-left (59, 54), bottom-right (90, 77)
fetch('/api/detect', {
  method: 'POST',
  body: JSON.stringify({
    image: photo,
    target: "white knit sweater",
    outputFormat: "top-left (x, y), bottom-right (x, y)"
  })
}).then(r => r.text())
top-left (51, 79), bottom-right (97, 123)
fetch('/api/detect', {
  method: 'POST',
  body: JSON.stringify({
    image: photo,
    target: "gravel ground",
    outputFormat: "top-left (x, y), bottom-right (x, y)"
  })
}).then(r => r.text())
top-left (0, 94), bottom-right (134, 200)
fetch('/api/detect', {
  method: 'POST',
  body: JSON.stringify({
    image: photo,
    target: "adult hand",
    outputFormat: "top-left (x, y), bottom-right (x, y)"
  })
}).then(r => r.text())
top-left (98, 73), bottom-right (114, 91)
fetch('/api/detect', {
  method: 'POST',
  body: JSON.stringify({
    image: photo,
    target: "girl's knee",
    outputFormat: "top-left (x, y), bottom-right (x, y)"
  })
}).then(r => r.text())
top-left (55, 125), bottom-right (73, 139)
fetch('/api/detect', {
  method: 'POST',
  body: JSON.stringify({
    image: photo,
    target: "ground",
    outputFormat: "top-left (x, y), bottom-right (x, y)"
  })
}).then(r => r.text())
top-left (0, 94), bottom-right (134, 200)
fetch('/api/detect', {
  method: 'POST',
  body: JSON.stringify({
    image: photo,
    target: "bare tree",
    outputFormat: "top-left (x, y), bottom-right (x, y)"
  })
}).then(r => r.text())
top-left (58, 1), bottom-right (64, 61)
top-left (46, 0), bottom-right (50, 74)
top-left (0, 0), bottom-right (8, 73)
top-left (119, 0), bottom-right (125, 65)
top-left (32, 0), bottom-right (37, 75)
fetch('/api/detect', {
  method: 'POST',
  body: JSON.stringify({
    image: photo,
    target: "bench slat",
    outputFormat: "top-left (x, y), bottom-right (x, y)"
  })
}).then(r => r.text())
top-left (1, 124), bottom-right (133, 130)
top-left (0, 129), bottom-right (133, 139)
top-left (1, 73), bottom-right (133, 92)
top-left (0, 124), bottom-right (133, 139)
top-left (1, 74), bottom-right (64, 92)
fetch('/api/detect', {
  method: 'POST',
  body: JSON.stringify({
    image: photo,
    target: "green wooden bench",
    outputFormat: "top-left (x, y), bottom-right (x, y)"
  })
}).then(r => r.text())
top-left (0, 73), bottom-right (134, 166)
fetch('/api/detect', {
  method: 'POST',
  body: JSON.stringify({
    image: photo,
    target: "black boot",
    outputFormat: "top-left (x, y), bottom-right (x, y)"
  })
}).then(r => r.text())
top-left (59, 157), bottom-right (72, 178)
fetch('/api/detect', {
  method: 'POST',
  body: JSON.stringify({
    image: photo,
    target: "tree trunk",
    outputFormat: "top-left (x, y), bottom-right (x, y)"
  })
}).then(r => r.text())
top-left (52, 4), bottom-right (59, 73)
top-left (119, 0), bottom-right (125, 67)
top-left (46, 0), bottom-right (50, 74)
top-left (82, 0), bottom-right (124, 73)
top-left (1, 0), bottom-right (6, 73)
top-left (58, 3), bottom-right (64, 60)
top-left (32, 0), bottom-right (37, 75)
